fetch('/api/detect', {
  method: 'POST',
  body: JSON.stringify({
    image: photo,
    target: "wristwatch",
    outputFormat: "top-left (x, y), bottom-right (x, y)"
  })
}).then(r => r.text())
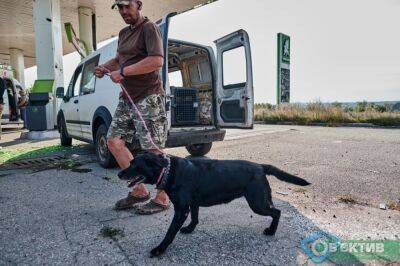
top-left (120, 67), bottom-right (126, 78)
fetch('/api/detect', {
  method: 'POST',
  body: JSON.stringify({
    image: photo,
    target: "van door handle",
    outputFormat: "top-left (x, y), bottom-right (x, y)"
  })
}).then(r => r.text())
top-left (74, 99), bottom-right (79, 104)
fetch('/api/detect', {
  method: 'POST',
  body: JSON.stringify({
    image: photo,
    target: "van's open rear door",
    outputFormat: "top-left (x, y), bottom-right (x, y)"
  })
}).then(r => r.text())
top-left (156, 13), bottom-right (176, 87)
top-left (215, 30), bottom-right (254, 128)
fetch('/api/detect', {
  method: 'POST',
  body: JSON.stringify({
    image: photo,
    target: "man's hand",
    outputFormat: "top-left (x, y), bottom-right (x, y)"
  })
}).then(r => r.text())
top-left (110, 70), bottom-right (124, 83)
top-left (94, 65), bottom-right (107, 78)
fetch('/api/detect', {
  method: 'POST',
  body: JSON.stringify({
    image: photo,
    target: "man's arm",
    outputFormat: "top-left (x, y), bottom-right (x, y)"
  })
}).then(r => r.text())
top-left (123, 56), bottom-right (163, 76)
top-left (102, 53), bottom-right (121, 71)
top-left (109, 56), bottom-right (163, 83)
top-left (95, 53), bottom-right (121, 78)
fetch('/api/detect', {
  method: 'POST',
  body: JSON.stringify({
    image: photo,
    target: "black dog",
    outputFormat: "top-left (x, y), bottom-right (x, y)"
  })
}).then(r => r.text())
top-left (118, 153), bottom-right (310, 257)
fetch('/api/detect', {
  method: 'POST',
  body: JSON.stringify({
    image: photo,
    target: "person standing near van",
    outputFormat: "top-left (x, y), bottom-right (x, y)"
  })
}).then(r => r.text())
top-left (0, 77), bottom-right (6, 139)
top-left (94, 0), bottom-right (169, 214)
top-left (17, 90), bottom-right (28, 129)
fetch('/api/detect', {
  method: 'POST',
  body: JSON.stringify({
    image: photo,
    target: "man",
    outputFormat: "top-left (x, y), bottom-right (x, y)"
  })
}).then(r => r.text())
top-left (95, 0), bottom-right (169, 214)
top-left (17, 89), bottom-right (28, 129)
top-left (0, 77), bottom-right (6, 140)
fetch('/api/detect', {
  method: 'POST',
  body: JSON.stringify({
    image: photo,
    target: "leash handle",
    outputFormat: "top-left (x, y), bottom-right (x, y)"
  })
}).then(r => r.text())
top-left (102, 67), bottom-right (165, 155)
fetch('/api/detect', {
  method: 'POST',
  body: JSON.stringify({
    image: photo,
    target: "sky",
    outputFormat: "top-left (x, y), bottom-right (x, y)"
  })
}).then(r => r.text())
top-left (25, 0), bottom-right (400, 103)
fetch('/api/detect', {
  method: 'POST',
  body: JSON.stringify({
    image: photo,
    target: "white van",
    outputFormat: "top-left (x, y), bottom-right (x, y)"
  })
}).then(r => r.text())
top-left (56, 13), bottom-right (254, 168)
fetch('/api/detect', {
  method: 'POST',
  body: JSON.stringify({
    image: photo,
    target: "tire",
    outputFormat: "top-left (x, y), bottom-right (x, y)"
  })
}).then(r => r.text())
top-left (95, 124), bottom-right (117, 168)
top-left (59, 117), bottom-right (72, 147)
top-left (186, 143), bottom-right (213, 157)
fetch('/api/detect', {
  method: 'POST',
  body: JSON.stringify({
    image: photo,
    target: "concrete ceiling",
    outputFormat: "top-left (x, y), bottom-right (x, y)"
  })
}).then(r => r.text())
top-left (0, 0), bottom-right (215, 68)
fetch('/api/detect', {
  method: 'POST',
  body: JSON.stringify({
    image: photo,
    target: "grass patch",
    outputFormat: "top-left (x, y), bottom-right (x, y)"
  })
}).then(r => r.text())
top-left (337, 195), bottom-right (357, 204)
top-left (100, 226), bottom-right (125, 238)
top-left (255, 102), bottom-right (400, 126)
top-left (388, 202), bottom-right (400, 212)
top-left (30, 158), bottom-right (82, 173)
top-left (0, 145), bottom-right (78, 164)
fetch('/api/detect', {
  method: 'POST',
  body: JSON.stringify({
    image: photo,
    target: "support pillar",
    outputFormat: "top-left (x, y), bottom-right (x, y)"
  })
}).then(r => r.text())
top-left (78, 6), bottom-right (94, 54)
top-left (9, 48), bottom-right (26, 89)
top-left (32, 0), bottom-right (64, 128)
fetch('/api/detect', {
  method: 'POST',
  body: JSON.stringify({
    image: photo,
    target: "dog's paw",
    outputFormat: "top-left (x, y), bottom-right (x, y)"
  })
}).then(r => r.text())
top-left (263, 228), bottom-right (276, 236)
top-left (180, 226), bottom-right (195, 234)
top-left (150, 246), bottom-right (165, 257)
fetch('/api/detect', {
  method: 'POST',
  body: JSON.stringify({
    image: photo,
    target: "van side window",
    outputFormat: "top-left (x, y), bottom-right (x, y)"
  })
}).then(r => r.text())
top-left (68, 65), bottom-right (83, 97)
top-left (81, 55), bottom-right (100, 96)
top-left (168, 70), bottom-right (183, 87)
top-left (73, 71), bottom-right (82, 97)
top-left (222, 46), bottom-right (246, 89)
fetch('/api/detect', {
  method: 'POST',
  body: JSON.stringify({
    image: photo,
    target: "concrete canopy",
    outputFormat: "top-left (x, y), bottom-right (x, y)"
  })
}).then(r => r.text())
top-left (0, 0), bottom-right (215, 68)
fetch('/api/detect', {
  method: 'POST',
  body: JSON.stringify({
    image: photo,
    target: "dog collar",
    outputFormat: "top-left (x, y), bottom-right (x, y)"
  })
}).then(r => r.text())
top-left (156, 155), bottom-right (171, 189)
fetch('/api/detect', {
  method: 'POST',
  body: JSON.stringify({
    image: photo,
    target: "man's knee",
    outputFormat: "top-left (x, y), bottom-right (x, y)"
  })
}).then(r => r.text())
top-left (107, 138), bottom-right (125, 152)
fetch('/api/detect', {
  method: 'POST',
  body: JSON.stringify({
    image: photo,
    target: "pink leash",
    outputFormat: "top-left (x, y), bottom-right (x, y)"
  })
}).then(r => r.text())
top-left (103, 68), bottom-right (167, 185)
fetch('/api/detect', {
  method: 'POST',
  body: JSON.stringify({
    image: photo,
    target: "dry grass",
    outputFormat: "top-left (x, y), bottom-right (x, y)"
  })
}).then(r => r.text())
top-left (337, 195), bottom-right (358, 204)
top-left (388, 202), bottom-right (400, 212)
top-left (255, 102), bottom-right (400, 126)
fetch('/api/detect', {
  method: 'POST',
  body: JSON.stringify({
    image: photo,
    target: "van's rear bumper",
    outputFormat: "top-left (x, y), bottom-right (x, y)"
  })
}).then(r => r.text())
top-left (166, 129), bottom-right (226, 148)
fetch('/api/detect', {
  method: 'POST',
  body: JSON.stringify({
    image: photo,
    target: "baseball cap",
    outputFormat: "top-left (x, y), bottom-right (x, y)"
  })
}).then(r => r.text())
top-left (111, 0), bottom-right (133, 9)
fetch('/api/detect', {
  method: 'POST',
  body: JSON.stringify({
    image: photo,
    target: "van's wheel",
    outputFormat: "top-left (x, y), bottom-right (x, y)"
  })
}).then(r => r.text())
top-left (95, 124), bottom-right (117, 168)
top-left (59, 117), bottom-right (72, 146)
top-left (186, 143), bottom-right (212, 157)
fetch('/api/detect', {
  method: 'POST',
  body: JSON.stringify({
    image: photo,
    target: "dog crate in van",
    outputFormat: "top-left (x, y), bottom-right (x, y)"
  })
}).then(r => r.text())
top-left (170, 86), bottom-right (199, 126)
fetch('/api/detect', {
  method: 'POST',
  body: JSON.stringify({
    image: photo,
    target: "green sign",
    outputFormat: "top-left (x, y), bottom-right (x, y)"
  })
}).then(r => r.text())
top-left (31, 79), bottom-right (54, 93)
top-left (64, 22), bottom-right (89, 58)
top-left (277, 33), bottom-right (290, 104)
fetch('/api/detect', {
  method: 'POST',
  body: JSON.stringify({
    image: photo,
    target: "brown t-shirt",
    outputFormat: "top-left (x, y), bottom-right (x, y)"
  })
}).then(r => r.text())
top-left (117, 18), bottom-right (164, 102)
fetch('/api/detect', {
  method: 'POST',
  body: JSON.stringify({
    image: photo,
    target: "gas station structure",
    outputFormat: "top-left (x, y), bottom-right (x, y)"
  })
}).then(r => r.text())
top-left (0, 0), bottom-right (213, 128)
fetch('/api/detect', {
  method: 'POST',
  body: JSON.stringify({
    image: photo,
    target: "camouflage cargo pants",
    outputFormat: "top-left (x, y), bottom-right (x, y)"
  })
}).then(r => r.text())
top-left (107, 94), bottom-right (168, 152)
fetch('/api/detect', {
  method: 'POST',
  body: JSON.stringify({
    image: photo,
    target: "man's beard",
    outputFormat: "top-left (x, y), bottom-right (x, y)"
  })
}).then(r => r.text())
top-left (123, 17), bottom-right (134, 24)
top-left (122, 14), bottom-right (138, 25)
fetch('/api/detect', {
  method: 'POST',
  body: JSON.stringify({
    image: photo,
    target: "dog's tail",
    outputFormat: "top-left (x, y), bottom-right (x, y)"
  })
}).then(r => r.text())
top-left (262, 164), bottom-right (310, 186)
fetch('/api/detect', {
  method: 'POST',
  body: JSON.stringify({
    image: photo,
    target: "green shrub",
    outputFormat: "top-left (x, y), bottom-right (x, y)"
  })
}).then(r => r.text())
top-left (356, 101), bottom-right (368, 112)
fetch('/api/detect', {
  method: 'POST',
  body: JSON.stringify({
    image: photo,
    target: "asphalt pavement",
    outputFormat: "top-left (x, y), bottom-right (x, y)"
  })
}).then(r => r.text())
top-left (0, 125), bottom-right (399, 265)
